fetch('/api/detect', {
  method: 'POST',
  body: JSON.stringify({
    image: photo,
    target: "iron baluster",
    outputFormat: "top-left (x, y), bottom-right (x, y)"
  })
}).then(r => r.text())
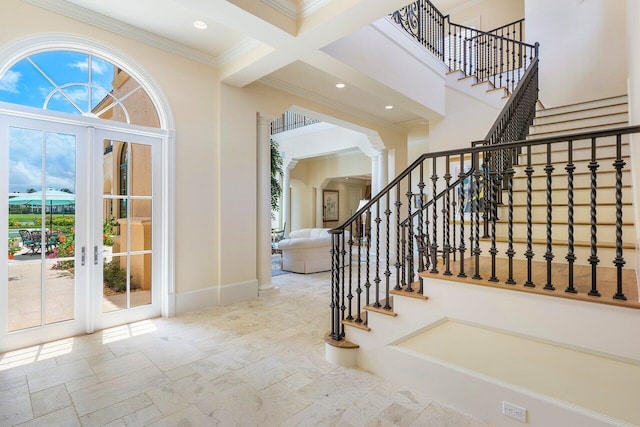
top-left (543, 143), bottom-right (555, 291)
top-left (401, 223), bottom-right (407, 287)
top-left (472, 152), bottom-right (482, 280)
top-left (394, 183), bottom-right (403, 291)
top-left (524, 146), bottom-right (535, 287)
top-left (373, 202), bottom-right (382, 308)
top-left (458, 155), bottom-right (467, 278)
top-left (488, 157), bottom-right (499, 282)
top-left (613, 134), bottom-right (627, 300)
top-left (443, 156), bottom-right (452, 275)
top-left (406, 173), bottom-right (415, 291)
top-left (418, 162), bottom-right (426, 293)
top-left (365, 207), bottom-right (372, 317)
top-left (431, 158), bottom-right (439, 273)
top-left (384, 192), bottom-right (392, 308)
top-left (588, 138), bottom-right (600, 297)
top-left (565, 141), bottom-right (577, 294)
top-left (356, 221), bottom-right (363, 323)
top-left (505, 149), bottom-right (516, 285)
top-left (346, 223), bottom-right (354, 320)
top-left (340, 232), bottom-right (347, 335)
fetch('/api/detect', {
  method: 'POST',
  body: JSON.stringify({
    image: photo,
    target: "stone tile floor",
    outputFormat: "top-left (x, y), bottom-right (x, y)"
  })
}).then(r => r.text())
top-left (0, 270), bottom-right (489, 426)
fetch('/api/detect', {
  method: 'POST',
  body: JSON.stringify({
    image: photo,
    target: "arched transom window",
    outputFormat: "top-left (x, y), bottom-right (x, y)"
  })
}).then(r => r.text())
top-left (0, 50), bottom-right (160, 128)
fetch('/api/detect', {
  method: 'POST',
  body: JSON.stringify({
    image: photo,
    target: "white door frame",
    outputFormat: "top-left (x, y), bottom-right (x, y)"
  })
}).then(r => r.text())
top-left (0, 103), bottom-right (170, 352)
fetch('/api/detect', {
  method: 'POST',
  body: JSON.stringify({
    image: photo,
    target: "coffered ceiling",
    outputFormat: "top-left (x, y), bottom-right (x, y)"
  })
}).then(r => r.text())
top-left (23, 0), bottom-right (448, 129)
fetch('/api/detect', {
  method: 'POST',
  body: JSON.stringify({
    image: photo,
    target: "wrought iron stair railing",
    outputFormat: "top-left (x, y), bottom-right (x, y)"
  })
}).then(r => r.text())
top-left (390, 0), bottom-right (536, 93)
top-left (329, 125), bottom-right (640, 342)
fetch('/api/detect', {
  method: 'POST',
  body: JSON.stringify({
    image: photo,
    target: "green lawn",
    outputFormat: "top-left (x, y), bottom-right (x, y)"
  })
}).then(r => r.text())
top-left (9, 213), bottom-right (75, 229)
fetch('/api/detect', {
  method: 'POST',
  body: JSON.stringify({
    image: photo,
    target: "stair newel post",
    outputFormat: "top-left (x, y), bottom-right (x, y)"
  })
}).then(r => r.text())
top-left (524, 145), bottom-right (535, 287)
top-left (613, 133), bottom-right (627, 300)
top-left (418, 162), bottom-right (426, 293)
top-left (472, 151), bottom-right (482, 280)
top-left (384, 192), bottom-right (392, 309)
top-left (565, 140), bottom-right (577, 294)
top-left (543, 143), bottom-right (556, 291)
top-left (588, 137), bottom-right (601, 297)
top-left (394, 183), bottom-right (403, 291)
top-left (329, 230), bottom-right (343, 340)
top-left (457, 155), bottom-right (467, 278)
top-left (443, 156), bottom-right (452, 276)
top-left (505, 148), bottom-right (516, 285)
top-left (430, 158), bottom-right (440, 273)
top-left (346, 223), bottom-right (354, 320)
top-left (406, 172), bottom-right (415, 291)
top-left (488, 150), bottom-right (499, 282)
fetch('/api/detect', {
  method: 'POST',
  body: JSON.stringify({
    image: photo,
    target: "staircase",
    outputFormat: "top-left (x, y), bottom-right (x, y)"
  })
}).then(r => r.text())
top-left (480, 95), bottom-right (637, 274)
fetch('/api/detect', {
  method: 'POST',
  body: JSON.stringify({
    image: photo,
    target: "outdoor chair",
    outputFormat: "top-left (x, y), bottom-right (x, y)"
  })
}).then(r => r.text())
top-left (19, 229), bottom-right (41, 255)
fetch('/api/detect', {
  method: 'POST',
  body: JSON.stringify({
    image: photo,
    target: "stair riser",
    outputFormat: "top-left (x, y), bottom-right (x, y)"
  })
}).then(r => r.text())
top-left (526, 122), bottom-right (628, 139)
top-left (517, 145), bottom-right (629, 165)
top-left (497, 204), bottom-right (634, 223)
top-left (533, 104), bottom-right (628, 126)
top-left (528, 136), bottom-right (624, 154)
top-left (512, 188), bottom-right (632, 205)
top-left (478, 241), bottom-right (637, 269)
top-left (511, 171), bottom-right (631, 191)
top-left (535, 95), bottom-right (628, 117)
top-left (529, 112), bottom-right (628, 136)
top-left (492, 222), bottom-right (635, 243)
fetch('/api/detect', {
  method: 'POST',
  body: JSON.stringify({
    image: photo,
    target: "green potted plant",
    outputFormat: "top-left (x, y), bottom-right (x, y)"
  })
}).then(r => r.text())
top-left (8, 237), bottom-right (19, 259)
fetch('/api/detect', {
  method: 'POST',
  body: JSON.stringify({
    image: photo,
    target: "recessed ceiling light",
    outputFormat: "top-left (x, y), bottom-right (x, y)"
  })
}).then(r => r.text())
top-left (385, 105), bottom-right (394, 110)
top-left (193, 20), bottom-right (208, 30)
top-left (335, 83), bottom-right (346, 89)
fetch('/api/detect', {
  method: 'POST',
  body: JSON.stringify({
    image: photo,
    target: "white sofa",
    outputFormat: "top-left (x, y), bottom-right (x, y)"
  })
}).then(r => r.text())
top-left (278, 228), bottom-right (349, 274)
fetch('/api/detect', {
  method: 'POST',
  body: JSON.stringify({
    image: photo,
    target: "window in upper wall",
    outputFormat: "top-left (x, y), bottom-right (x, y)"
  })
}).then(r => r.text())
top-left (0, 50), bottom-right (160, 128)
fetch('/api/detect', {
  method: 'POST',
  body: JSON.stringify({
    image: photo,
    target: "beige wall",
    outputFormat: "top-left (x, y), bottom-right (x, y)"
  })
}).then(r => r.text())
top-left (445, 0), bottom-right (524, 31)
top-left (525, 0), bottom-right (628, 107)
top-left (290, 152), bottom-right (371, 230)
top-left (1, 0), bottom-right (219, 297)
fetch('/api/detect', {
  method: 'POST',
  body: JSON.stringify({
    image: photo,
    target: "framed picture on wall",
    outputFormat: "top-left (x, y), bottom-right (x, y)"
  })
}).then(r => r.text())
top-left (323, 190), bottom-right (339, 222)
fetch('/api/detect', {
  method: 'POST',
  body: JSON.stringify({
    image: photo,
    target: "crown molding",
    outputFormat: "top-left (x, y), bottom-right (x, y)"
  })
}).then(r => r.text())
top-left (259, 75), bottom-right (405, 133)
top-left (216, 37), bottom-right (261, 68)
top-left (261, 0), bottom-right (329, 20)
top-left (23, 0), bottom-right (218, 67)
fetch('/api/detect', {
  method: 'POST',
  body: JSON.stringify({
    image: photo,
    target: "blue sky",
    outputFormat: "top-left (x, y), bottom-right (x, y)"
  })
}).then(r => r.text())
top-left (0, 51), bottom-right (114, 193)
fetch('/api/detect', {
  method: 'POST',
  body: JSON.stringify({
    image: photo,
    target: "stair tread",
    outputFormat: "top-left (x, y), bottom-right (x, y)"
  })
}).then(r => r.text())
top-left (483, 236), bottom-right (635, 249)
top-left (342, 318), bottom-right (370, 331)
top-left (535, 95), bottom-right (628, 117)
top-left (390, 285), bottom-right (429, 300)
top-left (527, 121), bottom-right (629, 138)
top-left (530, 111), bottom-right (628, 129)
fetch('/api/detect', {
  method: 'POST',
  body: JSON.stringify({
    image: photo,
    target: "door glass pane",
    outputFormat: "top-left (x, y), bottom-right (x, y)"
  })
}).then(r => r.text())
top-left (103, 255), bottom-right (127, 313)
top-left (8, 262), bottom-right (41, 331)
top-left (130, 143), bottom-right (151, 196)
top-left (7, 127), bottom-right (77, 331)
top-left (101, 138), bottom-right (153, 313)
top-left (130, 254), bottom-right (151, 308)
top-left (45, 260), bottom-right (74, 325)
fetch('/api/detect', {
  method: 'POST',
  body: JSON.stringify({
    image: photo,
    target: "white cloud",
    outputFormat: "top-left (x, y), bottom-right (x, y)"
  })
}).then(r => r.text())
top-left (0, 70), bottom-right (21, 93)
top-left (70, 59), bottom-right (109, 75)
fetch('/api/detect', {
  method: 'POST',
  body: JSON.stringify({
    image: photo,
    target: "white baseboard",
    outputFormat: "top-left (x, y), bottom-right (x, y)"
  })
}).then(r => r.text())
top-left (174, 279), bottom-right (259, 314)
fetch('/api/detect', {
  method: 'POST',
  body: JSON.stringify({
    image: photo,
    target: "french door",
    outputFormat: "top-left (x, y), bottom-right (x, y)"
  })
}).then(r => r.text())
top-left (1, 115), bottom-right (162, 352)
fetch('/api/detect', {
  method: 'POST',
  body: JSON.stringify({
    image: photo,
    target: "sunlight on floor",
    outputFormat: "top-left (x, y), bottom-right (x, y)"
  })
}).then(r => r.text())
top-left (101, 319), bottom-right (157, 344)
top-left (0, 337), bottom-right (74, 371)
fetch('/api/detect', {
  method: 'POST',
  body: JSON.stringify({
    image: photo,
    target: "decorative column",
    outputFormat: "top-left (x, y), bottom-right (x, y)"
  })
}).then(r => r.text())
top-left (257, 114), bottom-right (275, 294)
top-left (378, 149), bottom-right (389, 192)
top-left (371, 154), bottom-right (379, 196)
top-left (282, 166), bottom-right (291, 236)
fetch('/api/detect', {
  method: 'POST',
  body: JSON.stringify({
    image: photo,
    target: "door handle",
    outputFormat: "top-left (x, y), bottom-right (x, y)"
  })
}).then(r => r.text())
top-left (81, 247), bottom-right (86, 266)
top-left (94, 246), bottom-right (98, 265)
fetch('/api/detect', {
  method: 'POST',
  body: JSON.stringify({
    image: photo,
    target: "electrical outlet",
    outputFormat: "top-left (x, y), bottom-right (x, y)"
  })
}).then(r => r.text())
top-left (503, 401), bottom-right (527, 422)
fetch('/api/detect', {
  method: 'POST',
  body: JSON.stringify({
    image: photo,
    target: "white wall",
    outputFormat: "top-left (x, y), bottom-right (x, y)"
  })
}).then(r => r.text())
top-left (408, 86), bottom-right (501, 161)
top-left (525, 0), bottom-right (628, 107)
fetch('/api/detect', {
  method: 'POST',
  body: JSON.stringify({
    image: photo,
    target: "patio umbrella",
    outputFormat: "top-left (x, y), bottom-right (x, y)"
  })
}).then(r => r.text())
top-left (8, 188), bottom-right (75, 229)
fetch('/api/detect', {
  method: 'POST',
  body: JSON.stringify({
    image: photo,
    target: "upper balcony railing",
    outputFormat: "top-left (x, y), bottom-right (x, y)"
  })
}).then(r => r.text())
top-left (271, 111), bottom-right (321, 135)
top-left (390, 0), bottom-right (536, 94)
